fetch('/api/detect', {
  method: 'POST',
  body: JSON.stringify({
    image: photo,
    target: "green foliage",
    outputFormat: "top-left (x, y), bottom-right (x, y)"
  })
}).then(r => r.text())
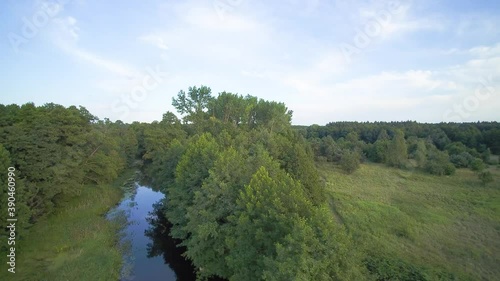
top-left (450, 152), bottom-right (474, 168)
top-left (478, 170), bottom-right (494, 186)
top-left (340, 149), bottom-right (361, 174)
top-left (425, 148), bottom-right (456, 176)
top-left (305, 121), bottom-right (500, 162)
top-left (223, 167), bottom-right (363, 281)
top-left (226, 166), bottom-right (312, 280)
top-left (364, 255), bottom-right (428, 281)
top-left (0, 103), bottom-right (134, 223)
top-left (369, 132), bottom-right (390, 163)
top-left (0, 144), bottom-right (31, 254)
top-left (136, 87), bottom-right (364, 280)
top-left (470, 158), bottom-right (486, 171)
top-left (172, 85), bottom-right (213, 125)
top-left (0, 102), bottom-right (137, 279)
top-left (166, 133), bottom-right (221, 240)
top-left (414, 140), bottom-right (427, 168)
top-left (207, 91), bottom-right (247, 125)
top-left (483, 128), bottom-right (500, 154)
top-left (321, 135), bottom-right (343, 162)
top-left (386, 129), bottom-right (408, 168)
top-left (183, 148), bottom-right (253, 278)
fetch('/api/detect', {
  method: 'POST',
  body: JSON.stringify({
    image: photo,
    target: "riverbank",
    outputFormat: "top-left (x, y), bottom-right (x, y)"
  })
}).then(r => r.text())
top-left (0, 172), bottom-right (134, 281)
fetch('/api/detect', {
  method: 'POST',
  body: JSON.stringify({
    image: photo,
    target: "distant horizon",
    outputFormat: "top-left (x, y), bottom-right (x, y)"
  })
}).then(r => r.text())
top-left (2, 99), bottom-right (499, 126)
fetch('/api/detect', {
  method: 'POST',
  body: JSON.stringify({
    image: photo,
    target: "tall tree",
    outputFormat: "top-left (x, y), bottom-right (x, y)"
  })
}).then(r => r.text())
top-left (414, 139), bottom-right (427, 168)
top-left (386, 129), bottom-right (408, 168)
top-left (172, 85), bottom-right (213, 125)
top-left (165, 133), bottom-right (220, 240)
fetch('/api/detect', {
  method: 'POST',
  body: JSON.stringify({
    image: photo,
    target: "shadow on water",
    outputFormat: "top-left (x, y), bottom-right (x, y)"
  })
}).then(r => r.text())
top-left (145, 200), bottom-right (226, 281)
top-left (145, 201), bottom-right (197, 281)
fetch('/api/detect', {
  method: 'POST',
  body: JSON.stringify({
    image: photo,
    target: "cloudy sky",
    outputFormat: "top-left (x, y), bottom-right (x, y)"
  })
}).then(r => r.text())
top-left (1, 0), bottom-right (499, 125)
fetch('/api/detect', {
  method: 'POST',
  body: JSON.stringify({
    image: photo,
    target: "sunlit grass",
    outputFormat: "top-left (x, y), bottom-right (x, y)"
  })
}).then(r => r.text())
top-left (319, 162), bottom-right (500, 280)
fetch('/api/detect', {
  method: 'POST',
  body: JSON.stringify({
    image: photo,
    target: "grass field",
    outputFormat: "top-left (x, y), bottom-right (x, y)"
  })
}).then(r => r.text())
top-left (0, 173), bottom-right (132, 281)
top-left (319, 162), bottom-right (500, 280)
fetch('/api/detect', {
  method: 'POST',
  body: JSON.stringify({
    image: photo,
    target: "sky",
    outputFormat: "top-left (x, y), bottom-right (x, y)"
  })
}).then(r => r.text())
top-left (1, 0), bottom-right (499, 125)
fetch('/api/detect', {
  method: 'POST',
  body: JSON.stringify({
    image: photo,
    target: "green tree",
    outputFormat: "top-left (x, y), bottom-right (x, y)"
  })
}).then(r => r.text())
top-left (184, 147), bottom-right (280, 279)
top-left (262, 206), bottom-right (366, 281)
top-left (165, 133), bottom-right (220, 240)
top-left (386, 129), bottom-right (408, 168)
top-left (371, 133), bottom-right (390, 163)
top-left (322, 136), bottom-right (342, 162)
top-left (425, 148), bottom-right (455, 176)
top-left (414, 140), bottom-right (427, 168)
top-left (226, 166), bottom-right (313, 281)
top-left (0, 144), bottom-right (31, 255)
top-left (172, 85), bottom-right (213, 125)
top-left (470, 158), bottom-right (486, 172)
top-left (208, 92), bottom-right (246, 125)
top-left (340, 149), bottom-right (361, 174)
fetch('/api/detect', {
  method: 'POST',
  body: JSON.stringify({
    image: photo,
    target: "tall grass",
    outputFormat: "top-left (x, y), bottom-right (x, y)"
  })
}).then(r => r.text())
top-left (0, 176), bottom-right (128, 281)
top-left (319, 162), bottom-right (500, 280)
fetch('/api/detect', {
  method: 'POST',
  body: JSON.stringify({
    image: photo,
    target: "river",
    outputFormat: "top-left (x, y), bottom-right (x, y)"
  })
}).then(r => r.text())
top-left (108, 183), bottom-right (198, 281)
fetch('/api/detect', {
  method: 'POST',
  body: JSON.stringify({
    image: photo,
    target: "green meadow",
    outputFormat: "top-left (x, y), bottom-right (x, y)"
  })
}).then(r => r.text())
top-left (320, 162), bottom-right (500, 280)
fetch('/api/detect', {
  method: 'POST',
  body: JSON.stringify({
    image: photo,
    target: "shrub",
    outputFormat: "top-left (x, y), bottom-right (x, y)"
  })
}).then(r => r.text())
top-left (478, 170), bottom-right (494, 186)
top-left (425, 149), bottom-right (455, 176)
top-left (450, 152), bottom-right (474, 168)
top-left (470, 158), bottom-right (486, 172)
top-left (340, 150), bottom-right (361, 174)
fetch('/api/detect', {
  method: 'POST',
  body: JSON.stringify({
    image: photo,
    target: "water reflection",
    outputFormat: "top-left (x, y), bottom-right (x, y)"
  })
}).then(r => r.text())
top-left (145, 201), bottom-right (198, 281)
top-left (109, 176), bottom-right (227, 281)
top-left (109, 185), bottom-right (176, 281)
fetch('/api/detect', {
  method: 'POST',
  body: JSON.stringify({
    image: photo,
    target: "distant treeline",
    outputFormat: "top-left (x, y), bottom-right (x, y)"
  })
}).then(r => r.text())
top-left (296, 121), bottom-right (499, 178)
top-left (300, 121), bottom-right (500, 153)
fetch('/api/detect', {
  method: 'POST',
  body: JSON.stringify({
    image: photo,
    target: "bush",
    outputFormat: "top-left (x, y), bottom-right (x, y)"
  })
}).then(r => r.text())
top-left (478, 170), bottom-right (494, 186)
top-left (425, 149), bottom-right (455, 176)
top-left (450, 152), bottom-right (474, 168)
top-left (340, 150), bottom-right (361, 174)
top-left (364, 255), bottom-right (427, 281)
top-left (470, 158), bottom-right (486, 171)
top-left (444, 163), bottom-right (456, 175)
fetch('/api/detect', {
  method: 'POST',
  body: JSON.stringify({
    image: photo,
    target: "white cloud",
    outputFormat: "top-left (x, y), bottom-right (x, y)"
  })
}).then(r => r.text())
top-left (50, 16), bottom-right (138, 78)
top-left (179, 4), bottom-right (261, 32)
top-left (455, 17), bottom-right (500, 37)
top-left (469, 43), bottom-right (500, 58)
top-left (282, 41), bottom-right (500, 123)
top-left (138, 34), bottom-right (169, 50)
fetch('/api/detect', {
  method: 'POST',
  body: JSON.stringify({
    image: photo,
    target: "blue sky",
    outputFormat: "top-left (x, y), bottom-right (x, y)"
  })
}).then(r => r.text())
top-left (1, 0), bottom-right (499, 124)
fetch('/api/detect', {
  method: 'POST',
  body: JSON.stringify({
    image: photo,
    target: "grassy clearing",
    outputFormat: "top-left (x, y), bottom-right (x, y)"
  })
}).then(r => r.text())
top-left (318, 162), bottom-right (500, 281)
top-left (0, 173), bottom-right (132, 281)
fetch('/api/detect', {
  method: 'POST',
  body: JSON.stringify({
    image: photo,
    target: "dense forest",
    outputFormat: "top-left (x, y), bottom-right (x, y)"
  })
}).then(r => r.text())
top-left (1, 85), bottom-right (499, 280)
top-left (0, 103), bottom-right (137, 253)
top-left (297, 121), bottom-right (499, 181)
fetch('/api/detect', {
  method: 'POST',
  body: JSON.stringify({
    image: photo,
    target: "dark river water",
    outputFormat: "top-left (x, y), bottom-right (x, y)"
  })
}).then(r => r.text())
top-left (107, 183), bottom-right (198, 281)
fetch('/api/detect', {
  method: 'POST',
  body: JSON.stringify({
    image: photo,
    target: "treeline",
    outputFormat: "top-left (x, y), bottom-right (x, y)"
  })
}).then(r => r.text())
top-left (138, 86), bottom-right (366, 280)
top-left (0, 103), bottom-right (138, 251)
top-left (300, 122), bottom-right (498, 181)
